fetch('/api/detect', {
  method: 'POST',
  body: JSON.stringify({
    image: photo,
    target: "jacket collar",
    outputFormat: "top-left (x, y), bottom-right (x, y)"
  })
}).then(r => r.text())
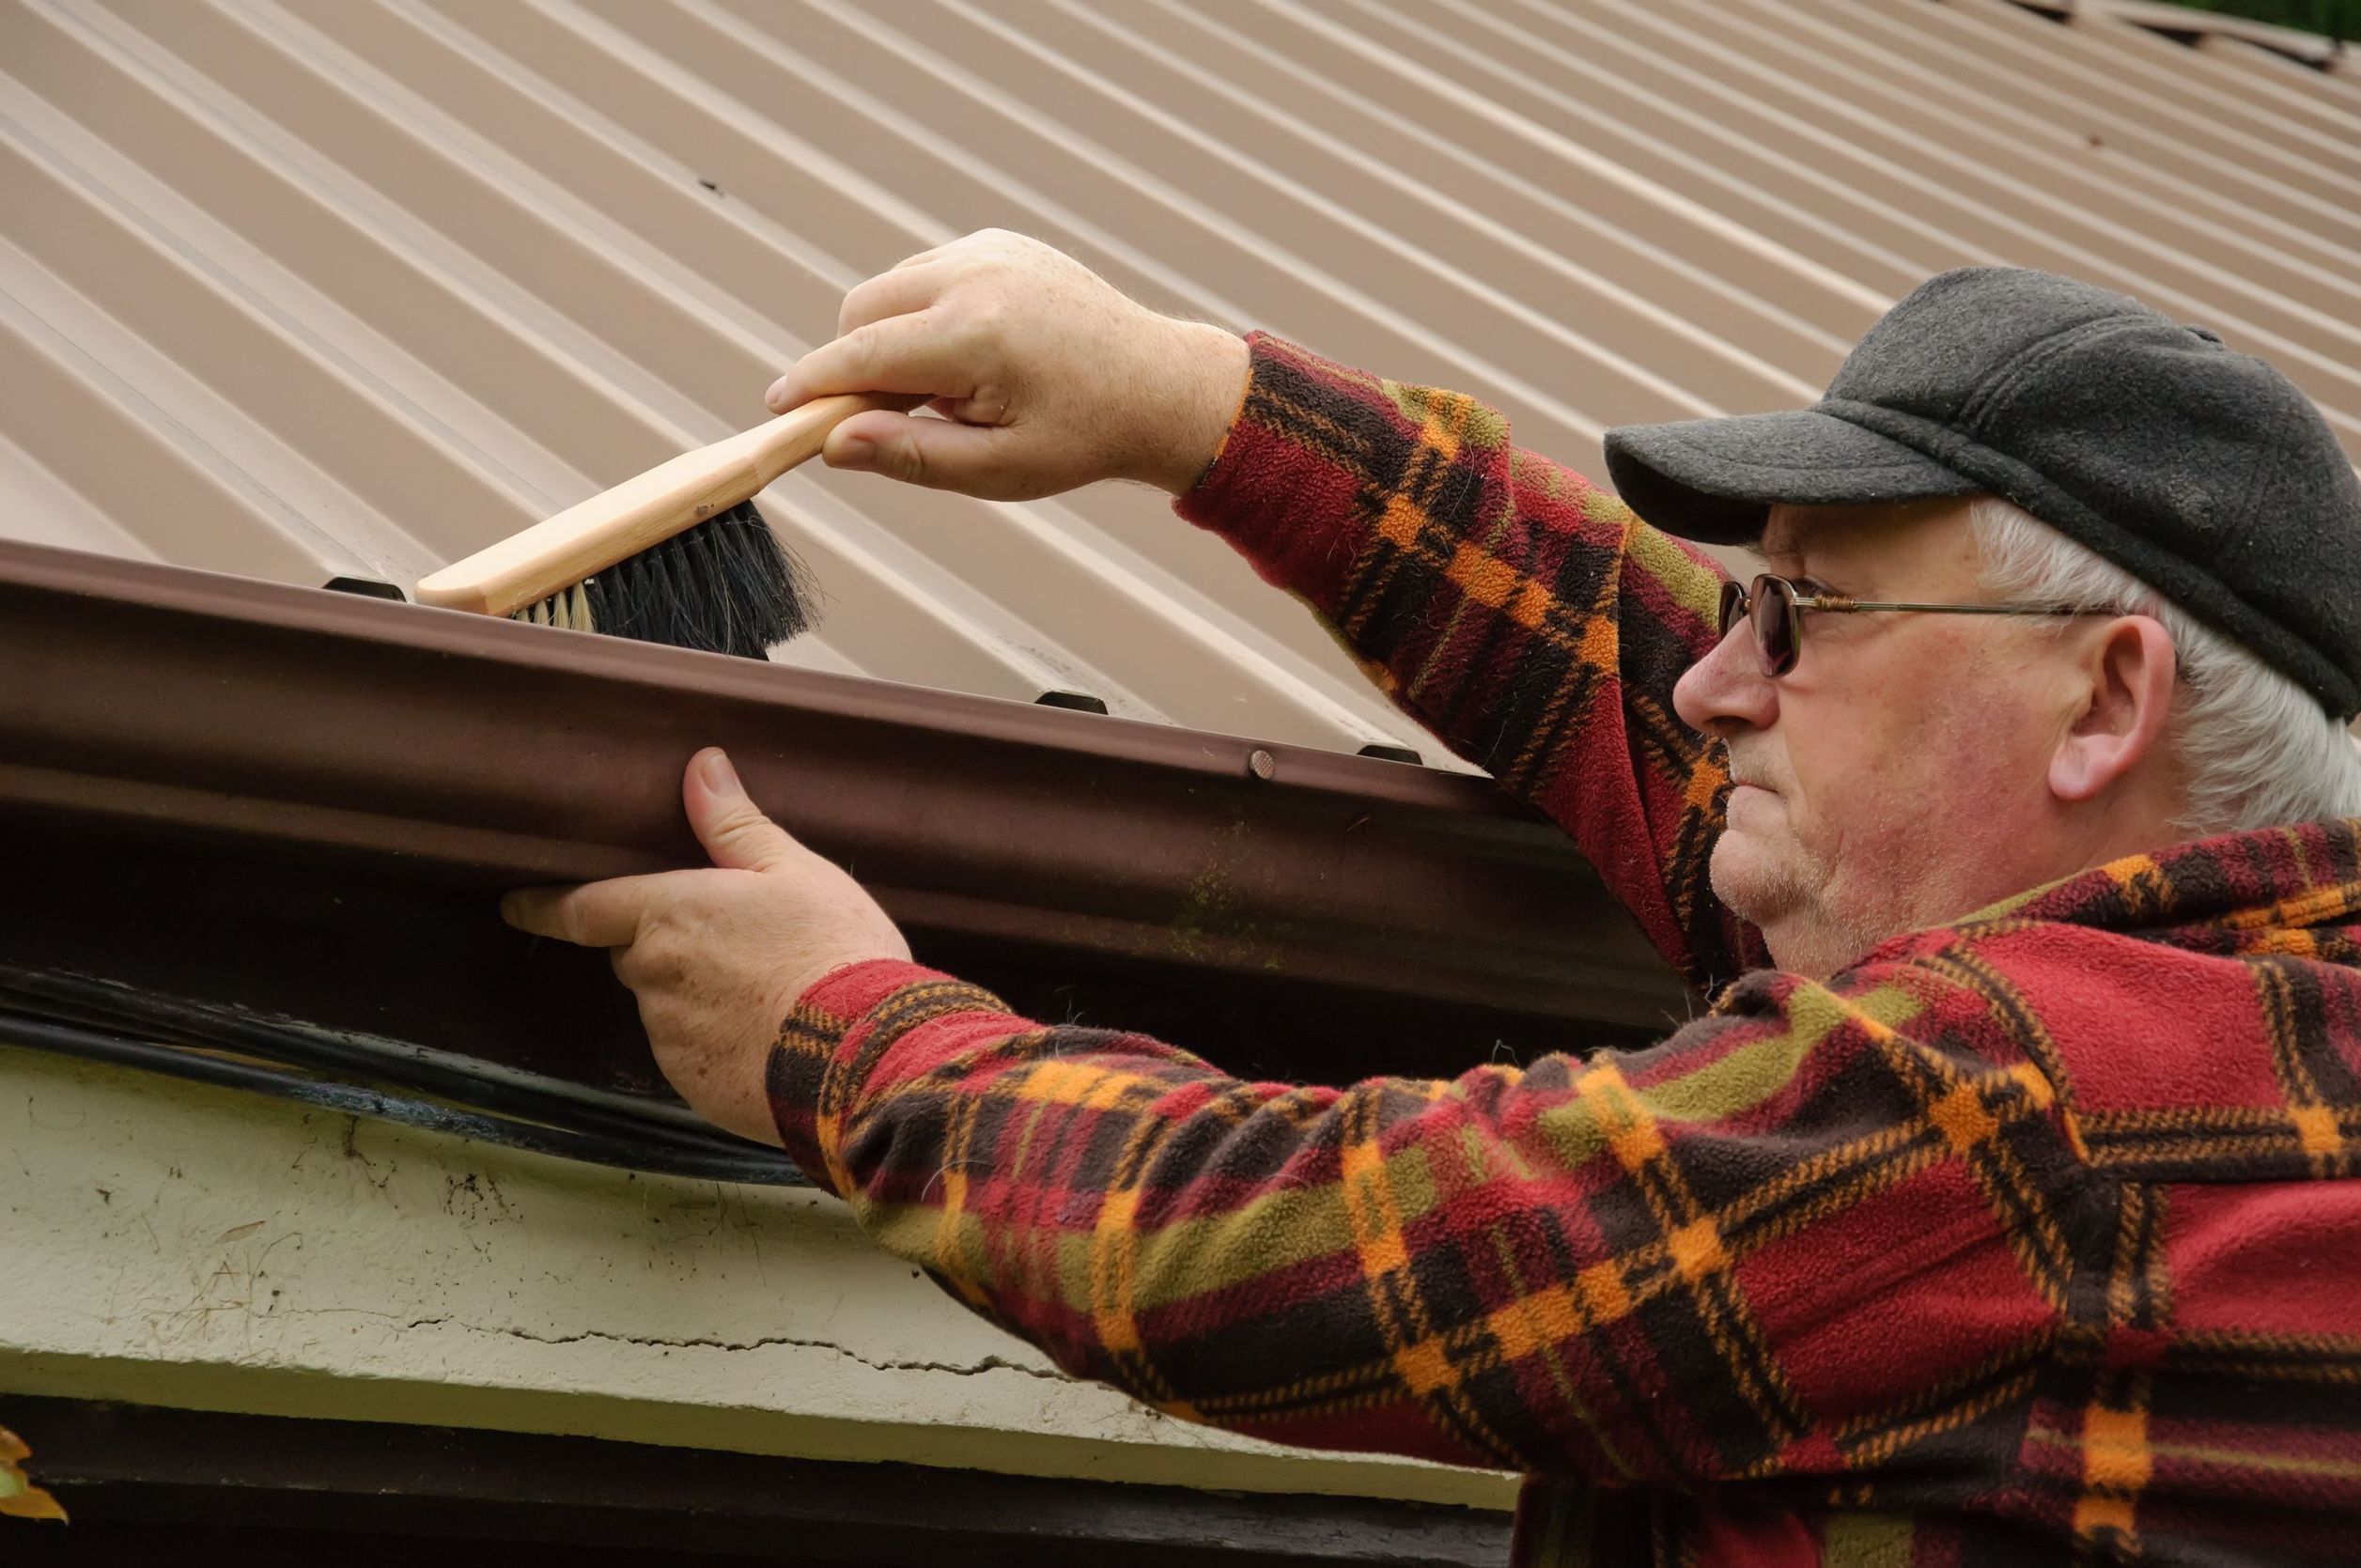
top-left (1971, 818), bottom-right (2361, 948)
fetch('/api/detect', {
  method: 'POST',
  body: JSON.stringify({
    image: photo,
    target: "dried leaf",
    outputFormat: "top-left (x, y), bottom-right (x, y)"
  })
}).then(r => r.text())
top-left (0, 1423), bottom-right (68, 1523)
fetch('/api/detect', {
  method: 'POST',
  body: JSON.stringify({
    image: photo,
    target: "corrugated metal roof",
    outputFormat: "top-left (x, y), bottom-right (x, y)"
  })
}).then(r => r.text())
top-left (4, 0), bottom-right (2356, 764)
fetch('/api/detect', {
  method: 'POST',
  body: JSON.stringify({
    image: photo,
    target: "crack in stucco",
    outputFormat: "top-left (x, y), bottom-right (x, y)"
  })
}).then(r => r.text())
top-left (390, 1314), bottom-right (1070, 1382)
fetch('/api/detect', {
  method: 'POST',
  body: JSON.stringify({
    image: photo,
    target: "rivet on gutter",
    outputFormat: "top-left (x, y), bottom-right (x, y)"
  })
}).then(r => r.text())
top-left (1248, 749), bottom-right (1276, 781)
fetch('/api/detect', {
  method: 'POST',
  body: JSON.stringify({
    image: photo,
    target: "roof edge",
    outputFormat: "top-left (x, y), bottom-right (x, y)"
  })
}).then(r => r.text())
top-left (2005, 0), bottom-right (2351, 65)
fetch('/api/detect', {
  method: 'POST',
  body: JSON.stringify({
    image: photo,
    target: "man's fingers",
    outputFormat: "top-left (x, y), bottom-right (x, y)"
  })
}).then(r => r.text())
top-left (765, 315), bottom-right (978, 413)
top-left (885, 238), bottom-right (958, 273)
top-left (501, 877), bottom-right (659, 948)
top-left (684, 748), bottom-right (803, 874)
top-left (836, 259), bottom-right (946, 338)
top-left (822, 411), bottom-right (1021, 492)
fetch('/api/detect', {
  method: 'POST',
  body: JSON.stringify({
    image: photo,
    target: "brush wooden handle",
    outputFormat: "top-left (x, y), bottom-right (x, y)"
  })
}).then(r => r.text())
top-left (414, 394), bottom-right (890, 618)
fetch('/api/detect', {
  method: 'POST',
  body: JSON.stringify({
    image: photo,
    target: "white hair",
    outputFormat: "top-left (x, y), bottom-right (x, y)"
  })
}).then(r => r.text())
top-left (1968, 495), bottom-right (2361, 835)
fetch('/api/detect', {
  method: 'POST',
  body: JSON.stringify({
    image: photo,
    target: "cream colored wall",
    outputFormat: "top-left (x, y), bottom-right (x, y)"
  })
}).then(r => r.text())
top-left (0, 1043), bottom-right (1515, 1513)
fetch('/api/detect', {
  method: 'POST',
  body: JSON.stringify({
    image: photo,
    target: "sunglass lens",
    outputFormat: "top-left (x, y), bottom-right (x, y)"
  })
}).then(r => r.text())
top-left (1752, 575), bottom-right (1799, 675)
top-left (1717, 579), bottom-right (1747, 641)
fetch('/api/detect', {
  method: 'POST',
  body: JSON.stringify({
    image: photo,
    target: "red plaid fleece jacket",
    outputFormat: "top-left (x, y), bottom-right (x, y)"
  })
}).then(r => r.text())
top-left (770, 336), bottom-right (2361, 1565)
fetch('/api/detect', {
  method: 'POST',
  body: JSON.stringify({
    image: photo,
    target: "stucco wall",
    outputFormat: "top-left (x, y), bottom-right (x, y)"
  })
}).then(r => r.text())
top-left (0, 1042), bottom-right (1516, 1514)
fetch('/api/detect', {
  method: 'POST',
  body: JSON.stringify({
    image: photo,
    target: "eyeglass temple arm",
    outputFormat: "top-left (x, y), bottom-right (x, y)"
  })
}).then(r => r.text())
top-left (1810, 598), bottom-right (2105, 617)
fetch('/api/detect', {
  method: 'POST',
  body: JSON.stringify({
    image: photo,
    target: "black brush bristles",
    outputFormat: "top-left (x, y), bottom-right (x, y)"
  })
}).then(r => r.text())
top-left (513, 500), bottom-right (815, 660)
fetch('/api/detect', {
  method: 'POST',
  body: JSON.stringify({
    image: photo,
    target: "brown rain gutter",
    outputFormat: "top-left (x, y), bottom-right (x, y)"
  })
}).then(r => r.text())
top-left (0, 539), bottom-right (1681, 1069)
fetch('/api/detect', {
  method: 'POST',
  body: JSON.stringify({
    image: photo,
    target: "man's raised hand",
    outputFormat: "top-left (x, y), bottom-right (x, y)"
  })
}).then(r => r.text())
top-left (765, 230), bottom-right (1249, 500)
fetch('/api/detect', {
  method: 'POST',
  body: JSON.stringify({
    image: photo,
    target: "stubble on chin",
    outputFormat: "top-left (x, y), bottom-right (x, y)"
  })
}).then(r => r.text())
top-left (1708, 828), bottom-right (1811, 935)
top-left (1709, 828), bottom-right (1891, 978)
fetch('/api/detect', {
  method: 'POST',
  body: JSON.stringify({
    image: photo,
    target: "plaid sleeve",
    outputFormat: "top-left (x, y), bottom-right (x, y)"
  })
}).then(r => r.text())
top-left (770, 953), bottom-right (2072, 1487)
top-left (1176, 334), bottom-right (1761, 988)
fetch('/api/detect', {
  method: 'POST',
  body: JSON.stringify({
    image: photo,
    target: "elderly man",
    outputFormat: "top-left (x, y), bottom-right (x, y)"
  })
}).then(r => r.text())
top-left (505, 233), bottom-right (2361, 1564)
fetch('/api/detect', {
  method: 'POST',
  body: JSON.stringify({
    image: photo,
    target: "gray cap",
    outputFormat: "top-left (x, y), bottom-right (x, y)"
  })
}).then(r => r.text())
top-left (1603, 266), bottom-right (2361, 719)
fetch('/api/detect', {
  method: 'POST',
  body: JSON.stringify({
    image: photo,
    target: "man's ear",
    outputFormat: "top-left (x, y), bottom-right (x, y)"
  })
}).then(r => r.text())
top-left (2049, 615), bottom-right (2178, 804)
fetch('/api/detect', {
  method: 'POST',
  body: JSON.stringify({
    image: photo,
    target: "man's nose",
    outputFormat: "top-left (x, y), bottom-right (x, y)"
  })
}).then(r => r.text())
top-left (1672, 609), bottom-right (1779, 737)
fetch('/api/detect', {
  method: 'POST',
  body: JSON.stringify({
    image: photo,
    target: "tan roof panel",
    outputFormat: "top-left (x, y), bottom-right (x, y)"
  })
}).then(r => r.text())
top-left (3, 0), bottom-right (2356, 762)
top-left (1924, 1), bottom-right (2361, 207)
top-left (2193, 31), bottom-right (2361, 116)
top-left (1735, 0), bottom-right (2361, 291)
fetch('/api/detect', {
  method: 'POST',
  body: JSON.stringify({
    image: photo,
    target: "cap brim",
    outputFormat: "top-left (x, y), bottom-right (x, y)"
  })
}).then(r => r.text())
top-left (1603, 409), bottom-right (1980, 545)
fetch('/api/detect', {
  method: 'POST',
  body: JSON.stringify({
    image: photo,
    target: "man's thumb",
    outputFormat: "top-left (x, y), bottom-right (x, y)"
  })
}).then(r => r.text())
top-left (685, 749), bottom-right (799, 873)
top-left (824, 410), bottom-right (1013, 492)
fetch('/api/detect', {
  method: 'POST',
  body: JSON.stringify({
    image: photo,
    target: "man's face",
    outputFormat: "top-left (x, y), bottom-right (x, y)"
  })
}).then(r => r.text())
top-left (1671, 499), bottom-right (2084, 977)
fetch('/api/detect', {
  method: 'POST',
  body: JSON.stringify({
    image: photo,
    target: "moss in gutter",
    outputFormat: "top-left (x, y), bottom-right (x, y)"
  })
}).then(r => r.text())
top-left (1168, 825), bottom-right (1296, 969)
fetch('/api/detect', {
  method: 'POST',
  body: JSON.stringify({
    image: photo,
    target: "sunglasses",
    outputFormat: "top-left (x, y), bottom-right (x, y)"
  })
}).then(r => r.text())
top-left (1717, 573), bottom-right (2103, 677)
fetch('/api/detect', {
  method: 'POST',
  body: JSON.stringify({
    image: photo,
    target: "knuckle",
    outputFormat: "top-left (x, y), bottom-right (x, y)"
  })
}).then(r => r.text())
top-left (967, 379), bottom-right (1011, 425)
top-left (838, 276), bottom-right (899, 336)
top-left (886, 434), bottom-right (929, 487)
top-left (844, 328), bottom-right (883, 379)
top-left (554, 898), bottom-right (597, 946)
top-left (629, 934), bottom-right (684, 986)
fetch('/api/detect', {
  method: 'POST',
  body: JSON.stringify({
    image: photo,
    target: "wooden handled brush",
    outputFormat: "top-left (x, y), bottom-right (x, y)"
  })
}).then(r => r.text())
top-left (415, 393), bottom-right (893, 659)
